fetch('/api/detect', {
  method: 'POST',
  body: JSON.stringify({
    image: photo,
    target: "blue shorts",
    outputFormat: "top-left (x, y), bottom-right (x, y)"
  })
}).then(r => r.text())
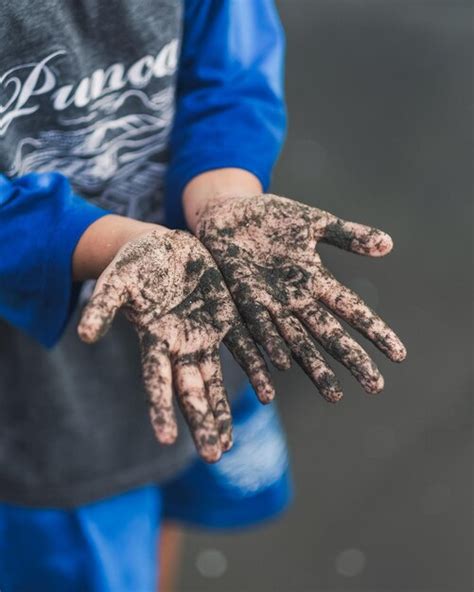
top-left (0, 386), bottom-right (292, 592)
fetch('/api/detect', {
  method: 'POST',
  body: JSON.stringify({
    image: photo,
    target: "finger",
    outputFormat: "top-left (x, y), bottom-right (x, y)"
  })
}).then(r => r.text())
top-left (200, 349), bottom-right (233, 451)
top-left (296, 304), bottom-right (384, 394)
top-left (141, 344), bottom-right (178, 444)
top-left (272, 312), bottom-right (343, 403)
top-left (240, 302), bottom-right (291, 370)
top-left (77, 274), bottom-right (127, 343)
top-left (173, 358), bottom-right (221, 463)
top-left (319, 273), bottom-right (407, 362)
top-left (318, 212), bottom-right (393, 257)
top-left (224, 324), bottom-right (275, 404)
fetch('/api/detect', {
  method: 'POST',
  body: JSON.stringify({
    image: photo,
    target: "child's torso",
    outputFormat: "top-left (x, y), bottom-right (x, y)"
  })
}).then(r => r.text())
top-left (0, 0), bottom-right (183, 220)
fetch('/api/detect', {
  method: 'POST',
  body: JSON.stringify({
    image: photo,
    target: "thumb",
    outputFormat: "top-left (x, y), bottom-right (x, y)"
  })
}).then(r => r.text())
top-left (318, 212), bottom-right (394, 257)
top-left (77, 273), bottom-right (127, 343)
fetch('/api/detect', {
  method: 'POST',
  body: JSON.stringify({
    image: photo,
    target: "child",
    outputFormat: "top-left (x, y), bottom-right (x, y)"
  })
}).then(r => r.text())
top-left (0, 1), bottom-right (405, 590)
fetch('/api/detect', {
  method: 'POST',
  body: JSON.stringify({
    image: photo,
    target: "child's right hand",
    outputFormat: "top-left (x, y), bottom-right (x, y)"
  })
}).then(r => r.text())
top-left (77, 228), bottom-right (274, 463)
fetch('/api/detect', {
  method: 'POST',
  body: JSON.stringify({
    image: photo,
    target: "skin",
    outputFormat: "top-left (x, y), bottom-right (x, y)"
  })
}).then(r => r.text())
top-left (158, 523), bottom-right (182, 592)
top-left (195, 192), bottom-right (407, 402)
top-left (77, 229), bottom-right (274, 463)
top-left (73, 169), bottom-right (407, 462)
top-left (72, 169), bottom-right (407, 587)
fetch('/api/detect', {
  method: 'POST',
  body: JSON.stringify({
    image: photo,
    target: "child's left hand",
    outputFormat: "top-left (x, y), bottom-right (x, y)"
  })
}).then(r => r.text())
top-left (196, 193), bottom-right (407, 403)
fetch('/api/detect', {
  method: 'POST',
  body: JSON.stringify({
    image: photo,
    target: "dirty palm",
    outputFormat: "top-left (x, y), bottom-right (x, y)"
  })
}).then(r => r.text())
top-left (79, 196), bottom-right (406, 462)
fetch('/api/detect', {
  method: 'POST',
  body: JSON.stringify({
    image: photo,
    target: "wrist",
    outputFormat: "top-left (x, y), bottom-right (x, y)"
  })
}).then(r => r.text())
top-left (72, 215), bottom-right (167, 281)
top-left (183, 168), bottom-right (262, 233)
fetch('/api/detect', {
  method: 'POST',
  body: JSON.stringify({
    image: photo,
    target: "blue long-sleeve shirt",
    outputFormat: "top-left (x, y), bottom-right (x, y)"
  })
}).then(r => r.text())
top-left (0, 0), bottom-right (286, 347)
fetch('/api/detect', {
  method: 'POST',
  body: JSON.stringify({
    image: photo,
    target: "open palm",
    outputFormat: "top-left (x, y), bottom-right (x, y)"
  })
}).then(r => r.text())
top-left (197, 194), bottom-right (406, 402)
top-left (78, 230), bottom-right (273, 462)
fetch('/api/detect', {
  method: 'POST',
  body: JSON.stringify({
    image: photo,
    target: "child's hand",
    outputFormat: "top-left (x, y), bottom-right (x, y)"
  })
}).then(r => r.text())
top-left (77, 229), bottom-right (273, 462)
top-left (196, 194), bottom-right (407, 402)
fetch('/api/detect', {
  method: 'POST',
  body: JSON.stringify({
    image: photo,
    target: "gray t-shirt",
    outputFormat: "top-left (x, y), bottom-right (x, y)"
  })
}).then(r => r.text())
top-left (0, 0), bottom-right (246, 507)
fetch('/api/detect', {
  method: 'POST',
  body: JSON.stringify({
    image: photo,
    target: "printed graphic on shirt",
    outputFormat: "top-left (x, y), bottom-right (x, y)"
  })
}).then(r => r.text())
top-left (0, 41), bottom-right (179, 221)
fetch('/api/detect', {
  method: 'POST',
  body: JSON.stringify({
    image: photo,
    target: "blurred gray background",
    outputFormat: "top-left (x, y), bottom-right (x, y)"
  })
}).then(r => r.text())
top-left (178, 2), bottom-right (473, 591)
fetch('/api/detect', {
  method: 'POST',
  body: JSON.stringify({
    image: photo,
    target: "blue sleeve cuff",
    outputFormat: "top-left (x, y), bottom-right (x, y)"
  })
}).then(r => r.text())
top-left (164, 0), bottom-right (287, 230)
top-left (0, 173), bottom-right (109, 347)
top-left (165, 154), bottom-right (273, 230)
top-left (41, 192), bottom-right (109, 348)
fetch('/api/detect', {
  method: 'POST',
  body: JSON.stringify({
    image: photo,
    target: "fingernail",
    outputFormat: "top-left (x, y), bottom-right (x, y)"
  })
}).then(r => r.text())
top-left (157, 431), bottom-right (177, 445)
top-left (362, 233), bottom-right (393, 257)
top-left (378, 233), bottom-right (393, 254)
top-left (364, 373), bottom-right (385, 394)
top-left (220, 435), bottom-right (233, 452)
top-left (259, 384), bottom-right (275, 404)
top-left (155, 429), bottom-right (178, 445)
top-left (390, 342), bottom-right (407, 363)
top-left (203, 447), bottom-right (222, 463)
top-left (274, 352), bottom-right (292, 371)
top-left (325, 390), bottom-right (343, 403)
top-left (319, 372), bottom-right (343, 403)
top-left (77, 324), bottom-right (94, 343)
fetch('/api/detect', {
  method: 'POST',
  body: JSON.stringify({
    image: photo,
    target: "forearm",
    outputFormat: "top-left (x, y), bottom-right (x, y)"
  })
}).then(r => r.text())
top-left (72, 215), bottom-right (168, 281)
top-left (74, 167), bottom-right (261, 281)
top-left (167, 0), bottom-right (285, 230)
top-left (183, 168), bottom-right (262, 233)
